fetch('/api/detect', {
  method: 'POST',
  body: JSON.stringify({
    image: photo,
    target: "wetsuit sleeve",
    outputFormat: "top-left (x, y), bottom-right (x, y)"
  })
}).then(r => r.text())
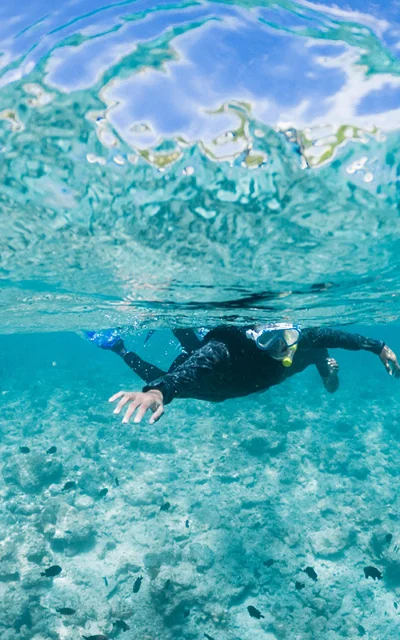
top-left (301, 328), bottom-right (384, 355)
top-left (142, 339), bottom-right (230, 404)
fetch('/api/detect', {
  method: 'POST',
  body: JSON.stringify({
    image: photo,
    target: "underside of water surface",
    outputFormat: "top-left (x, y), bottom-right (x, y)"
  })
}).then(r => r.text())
top-left (0, 0), bottom-right (399, 331)
top-left (1, 0), bottom-right (400, 638)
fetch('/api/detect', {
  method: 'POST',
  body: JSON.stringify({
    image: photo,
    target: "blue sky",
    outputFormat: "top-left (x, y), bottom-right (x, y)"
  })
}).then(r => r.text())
top-left (0, 0), bottom-right (399, 148)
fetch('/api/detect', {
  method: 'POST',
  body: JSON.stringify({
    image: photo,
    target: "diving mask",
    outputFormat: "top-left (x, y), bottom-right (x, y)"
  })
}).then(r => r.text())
top-left (246, 323), bottom-right (301, 366)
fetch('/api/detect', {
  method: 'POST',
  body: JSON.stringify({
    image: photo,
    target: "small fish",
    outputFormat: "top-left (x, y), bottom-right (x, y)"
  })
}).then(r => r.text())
top-left (185, 519), bottom-right (190, 528)
top-left (204, 634), bottom-right (216, 640)
top-left (98, 488), bottom-right (108, 498)
top-left (364, 566), bottom-right (382, 580)
top-left (386, 533), bottom-right (393, 543)
top-left (247, 605), bottom-right (264, 619)
top-left (41, 565), bottom-right (62, 577)
top-left (263, 559), bottom-right (274, 567)
top-left (56, 607), bottom-right (76, 615)
top-left (47, 446), bottom-right (57, 454)
top-left (115, 477), bottom-right (119, 487)
top-left (114, 620), bottom-right (130, 631)
top-left (83, 636), bottom-right (108, 640)
top-left (295, 581), bottom-right (305, 591)
top-left (103, 576), bottom-right (109, 587)
top-left (160, 502), bottom-right (170, 512)
top-left (133, 576), bottom-right (143, 593)
top-left (62, 481), bottom-right (77, 491)
top-left (394, 602), bottom-right (398, 610)
top-left (304, 567), bottom-right (318, 581)
top-left (19, 446), bottom-right (30, 454)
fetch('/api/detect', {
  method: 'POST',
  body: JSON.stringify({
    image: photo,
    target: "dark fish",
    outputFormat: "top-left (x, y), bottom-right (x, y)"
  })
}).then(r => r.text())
top-left (185, 519), bottom-right (190, 528)
top-left (160, 502), bottom-right (170, 512)
top-left (364, 566), bottom-right (382, 580)
top-left (295, 581), bottom-right (305, 591)
top-left (19, 446), bottom-right (30, 454)
top-left (115, 477), bottom-right (119, 487)
top-left (358, 625), bottom-right (366, 636)
top-left (41, 565), bottom-right (62, 577)
top-left (204, 634), bottom-right (216, 640)
top-left (83, 636), bottom-right (108, 640)
top-left (247, 605), bottom-right (264, 619)
top-left (103, 576), bottom-right (109, 587)
top-left (133, 576), bottom-right (142, 593)
top-left (63, 481), bottom-right (77, 491)
top-left (386, 533), bottom-right (393, 543)
top-left (304, 567), bottom-right (318, 581)
top-left (394, 602), bottom-right (398, 610)
top-left (56, 608), bottom-right (76, 615)
top-left (114, 620), bottom-right (130, 631)
top-left (263, 559), bottom-right (274, 567)
top-left (47, 446), bottom-right (57, 454)
top-left (99, 488), bottom-right (108, 498)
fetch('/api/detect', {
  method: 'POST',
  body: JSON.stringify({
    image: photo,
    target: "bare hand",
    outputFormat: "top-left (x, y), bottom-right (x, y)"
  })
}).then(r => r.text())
top-left (109, 390), bottom-right (164, 424)
top-left (323, 357), bottom-right (339, 393)
top-left (326, 357), bottom-right (339, 374)
top-left (380, 345), bottom-right (400, 378)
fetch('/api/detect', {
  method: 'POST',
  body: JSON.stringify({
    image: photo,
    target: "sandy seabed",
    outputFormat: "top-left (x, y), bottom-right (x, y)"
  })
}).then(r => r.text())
top-left (1, 331), bottom-right (400, 640)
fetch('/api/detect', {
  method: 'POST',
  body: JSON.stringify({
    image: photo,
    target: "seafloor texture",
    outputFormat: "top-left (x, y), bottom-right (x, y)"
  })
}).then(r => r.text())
top-left (1, 326), bottom-right (400, 639)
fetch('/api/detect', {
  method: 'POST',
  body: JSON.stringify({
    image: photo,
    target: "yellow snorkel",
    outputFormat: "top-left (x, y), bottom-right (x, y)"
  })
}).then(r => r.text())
top-left (282, 343), bottom-right (297, 367)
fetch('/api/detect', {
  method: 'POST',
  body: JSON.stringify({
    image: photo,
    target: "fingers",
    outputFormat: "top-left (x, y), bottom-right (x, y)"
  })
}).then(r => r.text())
top-left (133, 402), bottom-right (149, 424)
top-left (109, 391), bottom-right (165, 425)
top-left (392, 360), bottom-right (400, 378)
top-left (113, 394), bottom-right (133, 415)
top-left (150, 405), bottom-right (164, 424)
top-left (109, 391), bottom-right (126, 402)
top-left (122, 399), bottom-right (141, 424)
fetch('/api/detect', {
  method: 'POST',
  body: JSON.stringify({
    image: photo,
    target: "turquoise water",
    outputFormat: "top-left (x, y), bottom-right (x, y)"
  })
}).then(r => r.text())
top-left (1, 0), bottom-right (400, 637)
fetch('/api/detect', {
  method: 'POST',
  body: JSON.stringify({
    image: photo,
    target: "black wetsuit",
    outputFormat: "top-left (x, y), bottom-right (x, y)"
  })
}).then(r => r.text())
top-left (141, 327), bottom-right (384, 404)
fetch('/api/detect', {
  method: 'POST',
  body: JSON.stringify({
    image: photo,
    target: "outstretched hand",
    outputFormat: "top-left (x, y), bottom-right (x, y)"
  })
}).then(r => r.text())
top-left (109, 389), bottom-right (164, 424)
top-left (380, 345), bottom-right (400, 378)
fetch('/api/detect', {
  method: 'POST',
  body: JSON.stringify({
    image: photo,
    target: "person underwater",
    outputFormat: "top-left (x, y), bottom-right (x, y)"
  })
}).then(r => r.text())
top-left (85, 323), bottom-right (400, 425)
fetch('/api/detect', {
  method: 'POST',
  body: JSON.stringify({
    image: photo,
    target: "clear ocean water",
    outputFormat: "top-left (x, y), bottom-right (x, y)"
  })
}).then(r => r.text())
top-left (1, 0), bottom-right (400, 638)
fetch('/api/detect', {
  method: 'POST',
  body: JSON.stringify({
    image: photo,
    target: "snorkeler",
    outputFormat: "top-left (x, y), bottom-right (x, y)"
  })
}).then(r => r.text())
top-left (90, 324), bottom-right (400, 425)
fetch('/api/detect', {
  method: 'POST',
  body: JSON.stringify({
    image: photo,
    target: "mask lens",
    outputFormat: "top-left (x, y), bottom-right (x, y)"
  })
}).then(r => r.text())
top-left (255, 327), bottom-right (300, 351)
top-left (256, 330), bottom-right (282, 350)
top-left (284, 329), bottom-right (300, 347)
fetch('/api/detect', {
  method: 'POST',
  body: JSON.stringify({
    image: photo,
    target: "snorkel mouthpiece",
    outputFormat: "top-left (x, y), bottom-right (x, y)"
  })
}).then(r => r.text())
top-left (282, 344), bottom-right (297, 367)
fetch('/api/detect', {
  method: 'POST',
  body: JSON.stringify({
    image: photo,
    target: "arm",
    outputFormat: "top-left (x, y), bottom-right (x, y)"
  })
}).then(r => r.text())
top-left (143, 339), bottom-right (230, 403)
top-left (109, 339), bottom-right (230, 424)
top-left (302, 328), bottom-right (400, 377)
top-left (301, 327), bottom-right (384, 353)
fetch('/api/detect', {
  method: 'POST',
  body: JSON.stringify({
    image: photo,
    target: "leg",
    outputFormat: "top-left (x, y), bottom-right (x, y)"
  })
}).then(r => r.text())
top-left (85, 329), bottom-right (166, 384)
top-left (172, 329), bottom-right (203, 354)
top-left (165, 329), bottom-right (206, 373)
top-left (122, 351), bottom-right (166, 384)
top-left (112, 339), bottom-right (166, 383)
